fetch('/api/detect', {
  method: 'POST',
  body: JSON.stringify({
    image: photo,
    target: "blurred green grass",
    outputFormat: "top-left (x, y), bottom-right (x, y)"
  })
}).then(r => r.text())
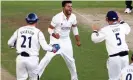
top-left (1, 1), bottom-right (132, 80)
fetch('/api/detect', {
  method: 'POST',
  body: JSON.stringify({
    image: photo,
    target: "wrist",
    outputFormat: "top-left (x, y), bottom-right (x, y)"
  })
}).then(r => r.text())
top-left (120, 20), bottom-right (125, 24)
top-left (76, 40), bottom-right (80, 42)
top-left (93, 30), bottom-right (98, 33)
top-left (48, 28), bottom-right (54, 35)
top-left (52, 33), bottom-right (56, 37)
top-left (51, 47), bottom-right (56, 53)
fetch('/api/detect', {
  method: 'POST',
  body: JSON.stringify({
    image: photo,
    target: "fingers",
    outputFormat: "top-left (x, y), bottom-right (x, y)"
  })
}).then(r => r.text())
top-left (76, 41), bottom-right (81, 46)
top-left (52, 33), bottom-right (60, 39)
top-left (55, 33), bottom-right (60, 39)
top-left (91, 24), bottom-right (100, 31)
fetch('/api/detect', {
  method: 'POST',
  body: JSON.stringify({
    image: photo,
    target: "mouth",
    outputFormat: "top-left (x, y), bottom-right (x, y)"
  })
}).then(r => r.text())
top-left (68, 10), bottom-right (72, 14)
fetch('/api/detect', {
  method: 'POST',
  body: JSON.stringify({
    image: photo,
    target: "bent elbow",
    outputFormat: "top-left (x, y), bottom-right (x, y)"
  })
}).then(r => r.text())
top-left (91, 38), bottom-right (99, 43)
top-left (8, 40), bottom-right (11, 46)
top-left (91, 35), bottom-right (100, 43)
top-left (7, 42), bottom-right (13, 47)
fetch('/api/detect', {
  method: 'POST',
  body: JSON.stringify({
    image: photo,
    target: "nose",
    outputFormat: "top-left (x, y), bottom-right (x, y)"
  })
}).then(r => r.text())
top-left (70, 7), bottom-right (72, 10)
top-left (69, 7), bottom-right (72, 11)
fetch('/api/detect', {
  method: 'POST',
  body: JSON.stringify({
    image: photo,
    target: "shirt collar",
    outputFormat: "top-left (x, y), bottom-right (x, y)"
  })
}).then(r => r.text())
top-left (61, 11), bottom-right (67, 20)
top-left (61, 11), bottom-right (71, 20)
top-left (109, 21), bottom-right (119, 25)
top-left (27, 25), bottom-right (35, 28)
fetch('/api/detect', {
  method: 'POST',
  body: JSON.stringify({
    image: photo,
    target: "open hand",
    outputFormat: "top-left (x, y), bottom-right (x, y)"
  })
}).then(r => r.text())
top-left (91, 24), bottom-right (100, 31)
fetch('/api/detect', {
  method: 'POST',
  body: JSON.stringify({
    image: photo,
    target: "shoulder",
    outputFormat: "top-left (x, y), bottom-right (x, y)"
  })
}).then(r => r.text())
top-left (119, 22), bottom-right (130, 31)
top-left (71, 13), bottom-right (76, 19)
top-left (18, 26), bottom-right (26, 29)
top-left (17, 26), bottom-right (26, 31)
top-left (33, 27), bottom-right (42, 33)
top-left (100, 25), bottom-right (109, 32)
top-left (53, 12), bottom-right (62, 19)
top-left (121, 22), bottom-right (130, 27)
top-left (98, 25), bottom-right (111, 35)
top-left (122, 65), bottom-right (130, 71)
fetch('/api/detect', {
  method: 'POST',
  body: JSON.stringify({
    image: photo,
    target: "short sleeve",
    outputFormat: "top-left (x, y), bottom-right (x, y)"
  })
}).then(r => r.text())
top-left (51, 16), bottom-right (57, 27)
top-left (124, 23), bottom-right (131, 35)
top-left (73, 15), bottom-right (77, 26)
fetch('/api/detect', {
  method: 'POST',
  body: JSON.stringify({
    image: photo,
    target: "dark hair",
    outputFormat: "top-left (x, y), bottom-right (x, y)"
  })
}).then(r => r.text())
top-left (62, 1), bottom-right (72, 7)
top-left (131, 54), bottom-right (133, 61)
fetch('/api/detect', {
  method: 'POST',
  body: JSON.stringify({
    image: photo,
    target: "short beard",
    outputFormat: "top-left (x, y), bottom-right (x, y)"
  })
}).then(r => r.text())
top-left (66, 11), bottom-right (71, 15)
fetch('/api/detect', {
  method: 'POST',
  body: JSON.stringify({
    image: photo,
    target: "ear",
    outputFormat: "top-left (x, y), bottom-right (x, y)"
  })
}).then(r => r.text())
top-left (106, 18), bottom-right (108, 22)
top-left (63, 7), bottom-right (65, 10)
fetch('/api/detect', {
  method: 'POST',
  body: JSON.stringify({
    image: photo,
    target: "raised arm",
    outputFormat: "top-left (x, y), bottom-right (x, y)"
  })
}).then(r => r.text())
top-left (91, 25), bottom-right (106, 43)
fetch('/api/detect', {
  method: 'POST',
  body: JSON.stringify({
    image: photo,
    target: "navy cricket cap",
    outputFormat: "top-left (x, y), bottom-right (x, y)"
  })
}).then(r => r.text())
top-left (106, 11), bottom-right (118, 21)
top-left (25, 13), bottom-right (39, 24)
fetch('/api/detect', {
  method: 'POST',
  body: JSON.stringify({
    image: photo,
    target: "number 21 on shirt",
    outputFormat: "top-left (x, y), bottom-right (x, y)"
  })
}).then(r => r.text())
top-left (21, 35), bottom-right (32, 48)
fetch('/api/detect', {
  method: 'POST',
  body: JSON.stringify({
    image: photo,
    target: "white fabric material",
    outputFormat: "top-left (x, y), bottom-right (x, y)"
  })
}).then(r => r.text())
top-left (107, 55), bottom-right (129, 80)
top-left (8, 25), bottom-right (53, 80)
top-left (16, 55), bottom-right (39, 80)
top-left (35, 11), bottom-right (78, 80)
top-left (119, 63), bottom-right (133, 80)
top-left (72, 26), bottom-right (79, 35)
top-left (50, 11), bottom-right (77, 39)
top-left (8, 25), bottom-right (53, 56)
top-left (48, 27), bottom-right (54, 35)
top-left (91, 22), bottom-right (130, 80)
top-left (36, 38), bottom-right (78, 80)
top-left (91, 23), bottom-right (130, 56)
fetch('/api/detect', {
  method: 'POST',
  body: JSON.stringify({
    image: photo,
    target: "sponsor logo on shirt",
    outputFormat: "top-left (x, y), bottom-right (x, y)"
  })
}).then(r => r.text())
top-left (61, 27), bottom-right (71, 30)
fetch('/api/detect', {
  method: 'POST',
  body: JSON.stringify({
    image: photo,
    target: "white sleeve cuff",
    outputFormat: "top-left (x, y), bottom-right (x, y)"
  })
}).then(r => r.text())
top-left (72, 26), bottom-right (79, 35)
top-left (48, 28), bottom-right (54, 35)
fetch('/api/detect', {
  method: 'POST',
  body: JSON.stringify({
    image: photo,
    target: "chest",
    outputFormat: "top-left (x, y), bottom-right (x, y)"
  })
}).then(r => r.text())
top-left (57, 18), bottom-right (74, 30)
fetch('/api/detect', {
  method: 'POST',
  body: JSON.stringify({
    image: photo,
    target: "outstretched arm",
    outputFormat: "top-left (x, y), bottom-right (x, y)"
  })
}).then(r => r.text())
top-left (91, 25), bottom-right (105, 43)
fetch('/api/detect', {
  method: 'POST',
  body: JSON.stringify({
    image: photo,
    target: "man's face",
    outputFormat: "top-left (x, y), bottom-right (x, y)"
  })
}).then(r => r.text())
top-left (63, 3), bottom-right (72, 15)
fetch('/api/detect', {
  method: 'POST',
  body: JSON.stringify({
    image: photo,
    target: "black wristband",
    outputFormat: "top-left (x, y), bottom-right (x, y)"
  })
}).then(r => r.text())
top-left (131, 54), bottom-right (133, 61)
top-left (93, 31), bottom-right (98, 33)
top-left (93, 31), bottom-right (99, 36)
top-left (120, 21), bottom-right (125, 24)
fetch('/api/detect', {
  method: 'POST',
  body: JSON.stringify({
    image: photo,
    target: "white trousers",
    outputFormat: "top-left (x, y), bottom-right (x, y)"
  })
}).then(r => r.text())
top-left (36, 38), bottom-right (78, 80)
top-left (16, 55), bottom-right (39, 80)
top-left (107, 55), bottom-right (129, 80)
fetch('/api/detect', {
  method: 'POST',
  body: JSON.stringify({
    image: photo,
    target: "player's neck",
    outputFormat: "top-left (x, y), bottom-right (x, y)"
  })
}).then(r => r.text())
top-left (27, 24), bottom-right (36, 27)
top-left (63, 11), bottom-right (70, 20)
top-left (108, 21), bottom-right (118, 25)
top-left (131, 62), bottom-right (133, 66)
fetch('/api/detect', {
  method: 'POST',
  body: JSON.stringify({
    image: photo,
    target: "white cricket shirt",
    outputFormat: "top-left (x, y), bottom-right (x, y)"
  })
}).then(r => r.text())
top-left (8, 25), bottom-right (52, 56)
top-left (119, 63), bottom-right (133, 80)
top-left (91, 22), bottom-right (131, 56)
top-left (50, 11), bottom-right (77, 43)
